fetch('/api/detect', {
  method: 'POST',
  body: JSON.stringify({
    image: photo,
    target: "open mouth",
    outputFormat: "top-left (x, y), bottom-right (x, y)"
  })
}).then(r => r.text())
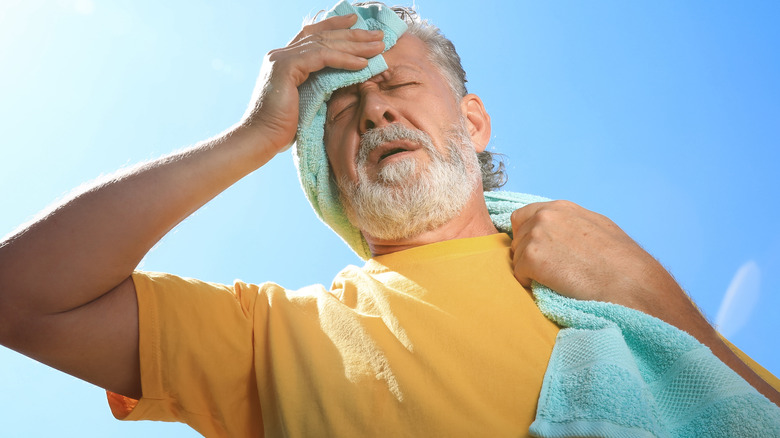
top-left (372, 141), bottom-right (422, 165)
top-left (379, 148), bottom-right (410, 162)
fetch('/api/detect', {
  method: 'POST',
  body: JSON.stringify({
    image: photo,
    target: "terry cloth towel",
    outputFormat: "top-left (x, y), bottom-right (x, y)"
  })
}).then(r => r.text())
top-left (294, 0), bottom-right (408, 260)
top-left (293, 3), bottom-right (780, 436)
top-left (529, 283), bottom-right (780, 437)
top-left (482, 193), bottom-right (780, 437)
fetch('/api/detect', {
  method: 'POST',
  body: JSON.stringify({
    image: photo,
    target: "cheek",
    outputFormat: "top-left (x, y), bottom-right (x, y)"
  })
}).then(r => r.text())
top-left (324, 129), bottom-right (357, 183)
top-left (403, 92), bottom-right (461, 131)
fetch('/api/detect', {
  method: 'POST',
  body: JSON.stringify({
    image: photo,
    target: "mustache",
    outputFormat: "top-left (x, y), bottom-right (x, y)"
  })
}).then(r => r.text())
top-left (357, 124), bottom-right (435, 164)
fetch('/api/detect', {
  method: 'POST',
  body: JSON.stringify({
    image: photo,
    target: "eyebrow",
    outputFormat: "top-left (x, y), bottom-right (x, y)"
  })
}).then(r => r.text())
top-left (386, 64), bottom-right (423, 76)
top-left (329, 64), bottom-right (423, 99)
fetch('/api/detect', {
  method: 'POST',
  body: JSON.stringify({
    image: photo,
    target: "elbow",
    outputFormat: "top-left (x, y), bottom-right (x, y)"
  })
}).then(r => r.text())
top-left (0, 296), bottom-right (25, 350)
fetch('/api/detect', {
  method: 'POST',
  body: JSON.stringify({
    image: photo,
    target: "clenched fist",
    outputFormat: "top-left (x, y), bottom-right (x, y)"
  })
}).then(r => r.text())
top-left (510, 200), bottom-right (683, 318)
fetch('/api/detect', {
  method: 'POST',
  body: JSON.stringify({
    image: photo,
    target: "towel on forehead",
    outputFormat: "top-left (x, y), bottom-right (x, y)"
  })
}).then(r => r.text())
top-left (293, 0), bottom-right (408, 259)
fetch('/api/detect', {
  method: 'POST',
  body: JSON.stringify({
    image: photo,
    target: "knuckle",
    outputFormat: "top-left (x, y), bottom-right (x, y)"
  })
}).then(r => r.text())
top-left (307, 39), bottom-right (330, 52)
top-left (297, 35), bottom-right (318, 47)
top-left (555, 199), bottom-right (574, 207)
top-left (292, 29), bottom-right (307, 41)
top-left (526, 227), bottom-right (547, 246)
top-left (298, 33), bottom-right (325, 47)
top-left (510, 208), bottom-right (522, 223)
top-left (516, 242), bottom-right (541, 267)
top-left (266, 50), bottom-right (283, 62)
top-left (550, 199), bottom-right (575, 210)
top-left (534, 207), bottom-right (557, 224)
top-left (301, 20), bottom-right (326, 34)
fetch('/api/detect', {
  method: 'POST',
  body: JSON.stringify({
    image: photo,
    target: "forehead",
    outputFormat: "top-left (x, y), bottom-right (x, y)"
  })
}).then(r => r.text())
top-left (328, 35), bottom-right (435, 99)
top-left (381, 34), bottom-right (432, 70)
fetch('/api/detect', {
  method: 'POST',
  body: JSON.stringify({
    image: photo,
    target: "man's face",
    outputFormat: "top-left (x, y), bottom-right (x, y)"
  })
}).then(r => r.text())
top-left (323, 34), bottom-right (471, 187)
top-left (323, 34), bottom-right (482, 241)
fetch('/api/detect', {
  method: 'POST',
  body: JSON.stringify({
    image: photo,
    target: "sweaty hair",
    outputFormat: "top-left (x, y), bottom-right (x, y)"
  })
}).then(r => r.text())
top-left (321, 2), bottom-right (508, 190)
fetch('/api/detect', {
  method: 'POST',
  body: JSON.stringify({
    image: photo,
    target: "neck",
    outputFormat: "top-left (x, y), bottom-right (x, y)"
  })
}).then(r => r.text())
top-left (366, 188), bottom-right (498, 257)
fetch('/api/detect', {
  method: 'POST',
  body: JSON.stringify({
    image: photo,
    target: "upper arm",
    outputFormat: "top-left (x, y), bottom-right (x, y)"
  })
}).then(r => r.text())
top-left (3, 276), bottom-right (141, 399)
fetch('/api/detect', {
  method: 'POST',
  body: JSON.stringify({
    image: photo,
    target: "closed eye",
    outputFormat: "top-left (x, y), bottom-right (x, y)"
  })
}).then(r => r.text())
top-left (331, 102), bottom-right (357, 122)
top-left (327, 94), bottom-right (359, 123)
top-left (327, 82), bottom-right (418, 123)
top-left (384, 82), bottom-right (418, 91)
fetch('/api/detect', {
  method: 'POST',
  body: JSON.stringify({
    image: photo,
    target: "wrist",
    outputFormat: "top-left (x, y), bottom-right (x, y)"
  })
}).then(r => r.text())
top-left (225, 120), bottom-right (291, 169)
top-left (238, 110), bottom-right (297, 155)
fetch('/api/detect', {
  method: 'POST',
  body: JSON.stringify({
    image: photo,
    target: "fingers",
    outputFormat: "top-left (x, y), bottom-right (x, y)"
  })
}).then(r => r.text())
top-left (509, 200), bottom-right (579, 289)
top-left (510, 203), bottom-right (542, 288)
top-left (512, 255), bottom-right (533, 289)
top-left (292, 14), bottom-right (385, 61)
top-left (240, 14), bottom-right (387, 152)
top-left (509, 202), bottom-right (545, 252)
top-left (292, 29), bottom-right (385, 66)
top-left (289, 14), bottom-right (384, 50)
top-left (289, 27), bottom-right (385, 53)
top-left (268, 38), bottom-right (384, 86)
top-left (268, 16), bottom-right (386, 86)
top-left (509, 199), bottom-right (647, 299)
top-left (289, 13), bottom-right (360, 45)
top-left (511, 220), bottom-right (543, 289)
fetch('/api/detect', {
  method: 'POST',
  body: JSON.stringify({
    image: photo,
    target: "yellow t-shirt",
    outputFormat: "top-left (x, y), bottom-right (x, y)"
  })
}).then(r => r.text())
top-left (109, 233), bottom-right (560, 437)
top-left (108, 232), bottom-right (780, 437)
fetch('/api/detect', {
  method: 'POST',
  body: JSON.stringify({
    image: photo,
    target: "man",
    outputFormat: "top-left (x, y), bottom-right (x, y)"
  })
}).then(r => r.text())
top-left (0, 2), bottom-right (778, 436)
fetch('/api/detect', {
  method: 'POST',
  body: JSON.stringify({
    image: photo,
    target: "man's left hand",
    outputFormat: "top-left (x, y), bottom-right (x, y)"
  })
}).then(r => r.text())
top-left (509, 200), bottom-right (680, 314)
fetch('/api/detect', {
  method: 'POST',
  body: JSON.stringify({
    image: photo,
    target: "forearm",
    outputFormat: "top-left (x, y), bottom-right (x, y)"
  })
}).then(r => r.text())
top-left (0, 122), bottom-right (273, 317)
top-left (0, 15), bottom-right (383, 396)
top-left (510, 201), bottom-right (780, 407)
top-left (0, 13), bottom-right (385, 321)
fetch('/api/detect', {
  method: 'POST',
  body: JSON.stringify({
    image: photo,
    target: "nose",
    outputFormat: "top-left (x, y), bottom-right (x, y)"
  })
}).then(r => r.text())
top-left (359, 89), bottom-right (401, 134)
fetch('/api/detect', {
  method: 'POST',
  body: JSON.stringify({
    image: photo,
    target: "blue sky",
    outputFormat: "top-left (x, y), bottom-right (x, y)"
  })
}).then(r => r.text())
top-left (1, 0), bottom-right (779, 436)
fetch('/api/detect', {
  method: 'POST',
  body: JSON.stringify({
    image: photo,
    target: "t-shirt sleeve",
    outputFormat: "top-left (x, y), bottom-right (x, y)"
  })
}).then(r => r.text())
top-left (721, 335), bottom-right (780, 392)
top-left (106, 271), bottom-right (263, 437)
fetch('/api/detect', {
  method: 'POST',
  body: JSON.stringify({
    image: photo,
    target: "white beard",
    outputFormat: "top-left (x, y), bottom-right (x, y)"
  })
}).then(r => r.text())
top-left (337, 121), bottom-right (481, 241)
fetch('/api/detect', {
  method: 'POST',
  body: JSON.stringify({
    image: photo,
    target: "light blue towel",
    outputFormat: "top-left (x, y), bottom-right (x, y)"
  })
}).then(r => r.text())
top-left (530, 284), bottom-right (780, 437)
top-left (491, 192), bottom-right (780, 436)
top-left (293, 2), bottom-right (780, 436)
top-left (294, 0), bottom-right (407, 260)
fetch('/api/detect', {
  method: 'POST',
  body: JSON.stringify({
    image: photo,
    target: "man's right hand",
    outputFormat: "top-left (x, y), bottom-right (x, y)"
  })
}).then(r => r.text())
top-left (0, 13), bottom-right (382, 402)
top-left (242, 13), bottom-right (384, 154)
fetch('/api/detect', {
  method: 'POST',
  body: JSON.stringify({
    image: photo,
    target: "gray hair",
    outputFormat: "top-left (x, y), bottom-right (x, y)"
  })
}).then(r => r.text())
top-left (331, 2), bottom-right (508, 190)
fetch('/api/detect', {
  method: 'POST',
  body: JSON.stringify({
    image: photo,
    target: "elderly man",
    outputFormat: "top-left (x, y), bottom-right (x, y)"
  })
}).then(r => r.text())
top-left (0, 2), bottom-right (778, 437)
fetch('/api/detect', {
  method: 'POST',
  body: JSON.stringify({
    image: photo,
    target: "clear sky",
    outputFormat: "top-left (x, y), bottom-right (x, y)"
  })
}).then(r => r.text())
top-left (1, 0), bottom-right (779, 436)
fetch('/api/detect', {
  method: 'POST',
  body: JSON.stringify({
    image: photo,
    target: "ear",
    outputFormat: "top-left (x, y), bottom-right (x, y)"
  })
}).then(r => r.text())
top-left (459, 93), bottom-right (491, 153)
